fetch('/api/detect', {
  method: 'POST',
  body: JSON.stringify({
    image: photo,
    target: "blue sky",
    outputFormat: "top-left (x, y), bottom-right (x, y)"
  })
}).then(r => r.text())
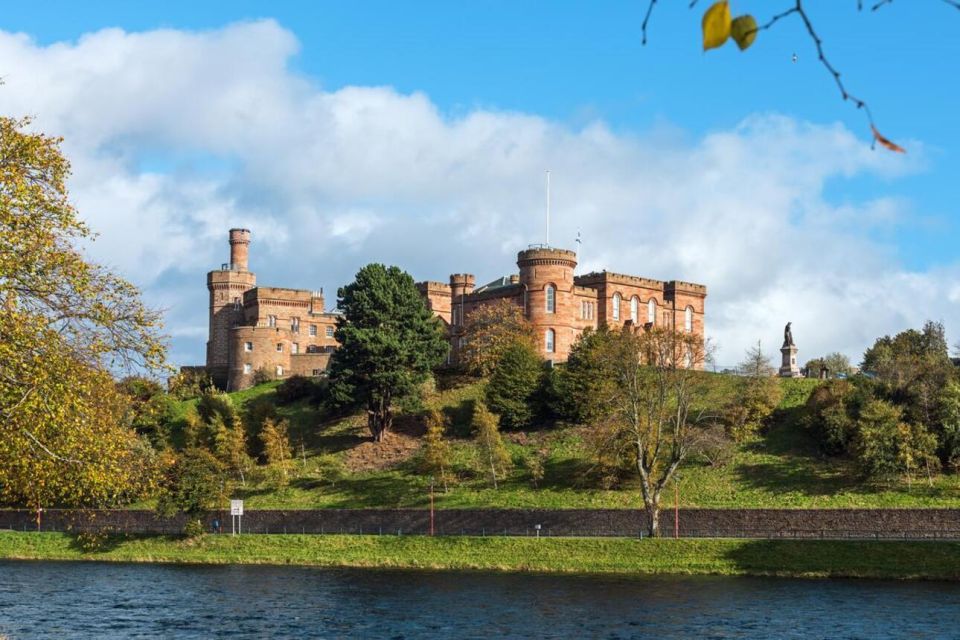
top-left (2, 1), bottom-right (958, 367)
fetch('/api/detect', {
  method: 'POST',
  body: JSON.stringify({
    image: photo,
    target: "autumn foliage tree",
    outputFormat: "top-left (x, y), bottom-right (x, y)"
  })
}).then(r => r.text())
top-left (472, 401), bottom-right (512, 489)
top-left (0, 116), bottom-right (166, 512)
top-left (586, 326), bottom-right (715, 537)
top-left (420, 408), bottom-right (454, 492)
top-left (459, 299), bottom-right (536, 377)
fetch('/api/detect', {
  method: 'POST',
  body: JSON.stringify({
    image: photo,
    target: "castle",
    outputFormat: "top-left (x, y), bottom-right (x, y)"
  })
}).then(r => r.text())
top-left (205, 230), bottom-right (707, 390)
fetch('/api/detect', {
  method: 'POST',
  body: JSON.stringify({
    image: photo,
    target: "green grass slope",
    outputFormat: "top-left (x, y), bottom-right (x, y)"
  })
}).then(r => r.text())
top-left (174, 375), bottom-right (960, 510)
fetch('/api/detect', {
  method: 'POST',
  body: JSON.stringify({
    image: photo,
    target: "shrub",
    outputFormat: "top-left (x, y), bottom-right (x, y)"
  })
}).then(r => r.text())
top-left (183, 518), bottom-right (205, 539)
top-left (168, 369), bottom-right (214, 400)
top-left (472, 401), bottom-right (512, 489)
top-left (486, 340), bottom-right (543, 430)
top-left (252, 366), bottom-right (274, 386)
top-left (275, 375), bottom-right (319, 405)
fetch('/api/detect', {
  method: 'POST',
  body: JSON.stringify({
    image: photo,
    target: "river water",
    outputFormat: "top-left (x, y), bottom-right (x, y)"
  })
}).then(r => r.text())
top-left (1, 560), bottom-right (958, 639)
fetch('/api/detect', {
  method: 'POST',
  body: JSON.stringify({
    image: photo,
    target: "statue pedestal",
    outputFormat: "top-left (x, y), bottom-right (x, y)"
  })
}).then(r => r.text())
top-left (779, 344), bottom-right (801, 378)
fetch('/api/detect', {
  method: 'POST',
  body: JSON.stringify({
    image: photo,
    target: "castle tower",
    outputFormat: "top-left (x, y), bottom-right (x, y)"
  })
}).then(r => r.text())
top-left (518, 247), bottom-right (577, 360)
top-left (449, 273), bottom-right (475, 328)
top-left (206, 228), bottom-right (256, 388)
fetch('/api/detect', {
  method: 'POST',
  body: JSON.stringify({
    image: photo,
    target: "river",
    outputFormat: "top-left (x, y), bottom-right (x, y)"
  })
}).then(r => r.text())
top-left (0, 561), bottom-right (957, 638)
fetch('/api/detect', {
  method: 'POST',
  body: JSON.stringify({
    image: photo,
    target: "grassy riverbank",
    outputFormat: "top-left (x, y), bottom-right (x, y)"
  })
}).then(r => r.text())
top-left (3, 531), bottom-right (960, 580)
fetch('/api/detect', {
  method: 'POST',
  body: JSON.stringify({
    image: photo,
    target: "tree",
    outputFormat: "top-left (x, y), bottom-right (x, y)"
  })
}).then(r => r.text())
top-left (553, 327), bottom-right (619, 424)
top-left (459, 299), bottom-right (537, 377)
top-left (0, 116), bottom-right (166, 511)
top-left (588, 326), bottom-right (714, 537)
top-left (328, 264), bottom-right (449, 442)
top-left (725, 341), bottom-right (782, 442)
top-left (472, 401), bottom-right (512, 489)
top-left (804, 353), bottom-right (855, 378)
top-left (485, 340), bottom-right (544, 430)
top-left (420, 409), bottom-right (453, 492)
top-left (260, 417), bottom-right (293, 487)
top-left (936, 381), bottom-right (960, 470)
top-left (862, 321), bottom-right (954, 430)
top-left (156, 448), bottom-right (225, 522)
top-left (852, 398), bottom-right (938, 481)
top-left (117, 376), bottom-right (177, 449)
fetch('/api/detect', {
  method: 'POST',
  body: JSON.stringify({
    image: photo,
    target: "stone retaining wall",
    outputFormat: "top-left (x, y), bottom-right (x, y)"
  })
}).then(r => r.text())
top-left (3, 508), bottom-right (960, 539)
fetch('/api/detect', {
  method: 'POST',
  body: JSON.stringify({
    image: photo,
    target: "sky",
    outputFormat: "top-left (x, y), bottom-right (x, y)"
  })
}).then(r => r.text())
top-left (2, 1), bottom-right (958, 369)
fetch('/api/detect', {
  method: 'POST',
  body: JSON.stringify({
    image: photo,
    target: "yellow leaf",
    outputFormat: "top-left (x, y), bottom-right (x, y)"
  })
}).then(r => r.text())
top-left (730, 14), bottom-right (758, 51)
top-left (702, 1), bottom-right (732, 51)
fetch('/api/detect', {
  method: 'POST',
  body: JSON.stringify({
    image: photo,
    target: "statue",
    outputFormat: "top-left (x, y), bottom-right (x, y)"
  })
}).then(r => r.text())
top-left (783, 322), bottom-right (794, 347)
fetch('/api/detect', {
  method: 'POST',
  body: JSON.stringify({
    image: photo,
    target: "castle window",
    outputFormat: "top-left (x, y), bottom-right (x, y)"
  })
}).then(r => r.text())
top-left (243, 363), bottom-right (252, 375)
top-left (630, 296), bottom-right (639, 324)
top-left (233, 297), bottom-right (241, 311)
top-left (612, 293), bottom-right (621, 321)
top-left (244, 341), bottom-right (253, 352)
top-left (452, 306), bottom-right (460, 326)
top-left (545, 328), bottom-right (556, 353)
top-left (312, 369), bottom-right (322, 376)
top-left (648, 299), bottom-right (657, 325)
top-left (684, 350), bottom-right (694, 369)
top-left (291, 317), bottom-right (300, 333)
top-left (268, 315), bottom-right (277, 328)
top-left (292, 343), bottom-right (299, 354)
top-left (276, 343), bottom-right (283, 352)
top-left (326, 326), bottom-right (334, 338)
top-left (309, 325), bottom-right (317, 337)
top-left (545, 285), bottom-right (556, 314)
top-left (685, 307), bottom-right (694, 332)
top-left (276, 365), bottom-right (284, 377)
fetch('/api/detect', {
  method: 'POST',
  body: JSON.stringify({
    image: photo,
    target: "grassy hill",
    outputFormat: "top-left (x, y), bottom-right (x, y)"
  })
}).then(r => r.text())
top-left (174, 375), bottom-right (960, 510)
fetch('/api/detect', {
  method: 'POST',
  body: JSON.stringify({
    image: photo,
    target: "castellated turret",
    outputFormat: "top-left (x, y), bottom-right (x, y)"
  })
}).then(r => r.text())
top-left (206, 229), bottom-right (257, 387)
top-left (449, 273), bottom-right (475, 327)
top-left (517, 247), bottom-right (578, 360)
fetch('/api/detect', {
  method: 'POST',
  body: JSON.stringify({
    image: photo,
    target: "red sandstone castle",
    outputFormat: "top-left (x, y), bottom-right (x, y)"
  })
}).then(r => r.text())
top-left (205, 229), bottom-right (707, 390)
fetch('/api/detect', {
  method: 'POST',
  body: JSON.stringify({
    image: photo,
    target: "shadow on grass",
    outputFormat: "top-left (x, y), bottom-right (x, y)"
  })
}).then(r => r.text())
top-left (720, 539), bottom-right (960, 579)
top-left (444, 399), bottom-right (478, 438)
top-left (324, 474), bottom-right (428, 508)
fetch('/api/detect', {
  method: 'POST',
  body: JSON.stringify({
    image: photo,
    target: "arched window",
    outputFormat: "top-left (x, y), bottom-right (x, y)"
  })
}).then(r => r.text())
top-left (685, 306), bottom-right (694, 332)
top-left (630, 296), bottom-right (639, 324)
top-left (612, 293), bottom-right (621, 321)
top-left (647, 298), bottom-right (657, 325)
top-left (545, 285), bottom-right (556, 314)
top-left (545, 328), bottom-right (556, 353)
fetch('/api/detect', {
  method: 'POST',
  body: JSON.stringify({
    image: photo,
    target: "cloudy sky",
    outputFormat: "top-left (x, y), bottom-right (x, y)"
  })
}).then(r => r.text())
top-left (2, 1), bottom-right (958, 368)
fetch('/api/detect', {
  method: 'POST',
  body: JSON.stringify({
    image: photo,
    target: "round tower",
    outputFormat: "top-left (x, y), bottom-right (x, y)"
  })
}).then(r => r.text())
top-left (449, 274), bottom-right (475, 327)
top-left (517, 247), bottom-right (577, 360)
top-left (207, 229), bottom-right (256, 388)
top-left (229, 228), bottom-right (251, 271)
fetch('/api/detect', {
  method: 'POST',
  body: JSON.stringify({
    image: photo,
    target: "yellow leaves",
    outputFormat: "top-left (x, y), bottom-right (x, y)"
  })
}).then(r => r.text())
top-left (701, 1), bottom-right (731, 51)
top-left (730, 15), bottom-right (758, 51)
top-left (702, 2), bottom-right (757, 53)
top-left (871, 125), bottom-right (906, 154)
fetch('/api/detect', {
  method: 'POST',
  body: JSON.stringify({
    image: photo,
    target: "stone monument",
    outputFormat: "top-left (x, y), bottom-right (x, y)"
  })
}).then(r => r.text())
top-left (779, 322), bottom-right (801, 378)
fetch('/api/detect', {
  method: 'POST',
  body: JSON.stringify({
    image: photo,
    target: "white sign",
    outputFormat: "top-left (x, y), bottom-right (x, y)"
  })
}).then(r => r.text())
top-left (230, 499), bottom-right (244, 516)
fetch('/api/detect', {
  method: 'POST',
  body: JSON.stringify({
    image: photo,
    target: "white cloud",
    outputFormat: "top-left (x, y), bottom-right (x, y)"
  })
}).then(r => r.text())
top-left (0, 20), bottom-right (954, 369)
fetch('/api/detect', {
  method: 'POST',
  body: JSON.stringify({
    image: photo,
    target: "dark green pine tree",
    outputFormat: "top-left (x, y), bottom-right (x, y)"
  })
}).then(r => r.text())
top-left (329, 264), bottom-right (449, 442)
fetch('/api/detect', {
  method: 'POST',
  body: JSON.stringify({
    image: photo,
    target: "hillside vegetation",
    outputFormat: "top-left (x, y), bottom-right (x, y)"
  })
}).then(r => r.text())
top-left (164, 375), bottom-right (960, 510)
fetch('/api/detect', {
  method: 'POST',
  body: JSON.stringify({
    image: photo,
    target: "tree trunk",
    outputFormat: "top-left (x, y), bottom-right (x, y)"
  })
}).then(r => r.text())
top-left (646, 501), bottom-right (660, 538)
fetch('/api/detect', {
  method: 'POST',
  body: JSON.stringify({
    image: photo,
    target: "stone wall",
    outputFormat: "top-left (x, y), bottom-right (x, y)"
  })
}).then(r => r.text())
top-left (5, 508), bottom-right (960, 539)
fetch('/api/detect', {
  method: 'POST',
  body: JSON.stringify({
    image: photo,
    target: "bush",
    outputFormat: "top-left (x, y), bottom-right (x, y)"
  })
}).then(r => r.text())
top-left (156, 449), bottom-right (225, 518)
top-left (168, 369), bottom-right (214, 400)
top-left (275, 375), bottom-right (318, 405)
top-left (252, 367), bottom-right (274, 386)
top-left (486, 340), bottom-right (544, 430)
top-left (183, 519), bottom-right (205, 539)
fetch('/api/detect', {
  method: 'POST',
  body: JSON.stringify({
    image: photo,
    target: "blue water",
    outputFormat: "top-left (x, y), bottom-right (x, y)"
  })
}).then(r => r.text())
top-left (0, 560), bottom-right (958, 639)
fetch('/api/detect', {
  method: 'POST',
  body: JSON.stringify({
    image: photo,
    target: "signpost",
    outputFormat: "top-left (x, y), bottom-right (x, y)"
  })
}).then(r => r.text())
top-left (230, 499), bottom-right (244, 536)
